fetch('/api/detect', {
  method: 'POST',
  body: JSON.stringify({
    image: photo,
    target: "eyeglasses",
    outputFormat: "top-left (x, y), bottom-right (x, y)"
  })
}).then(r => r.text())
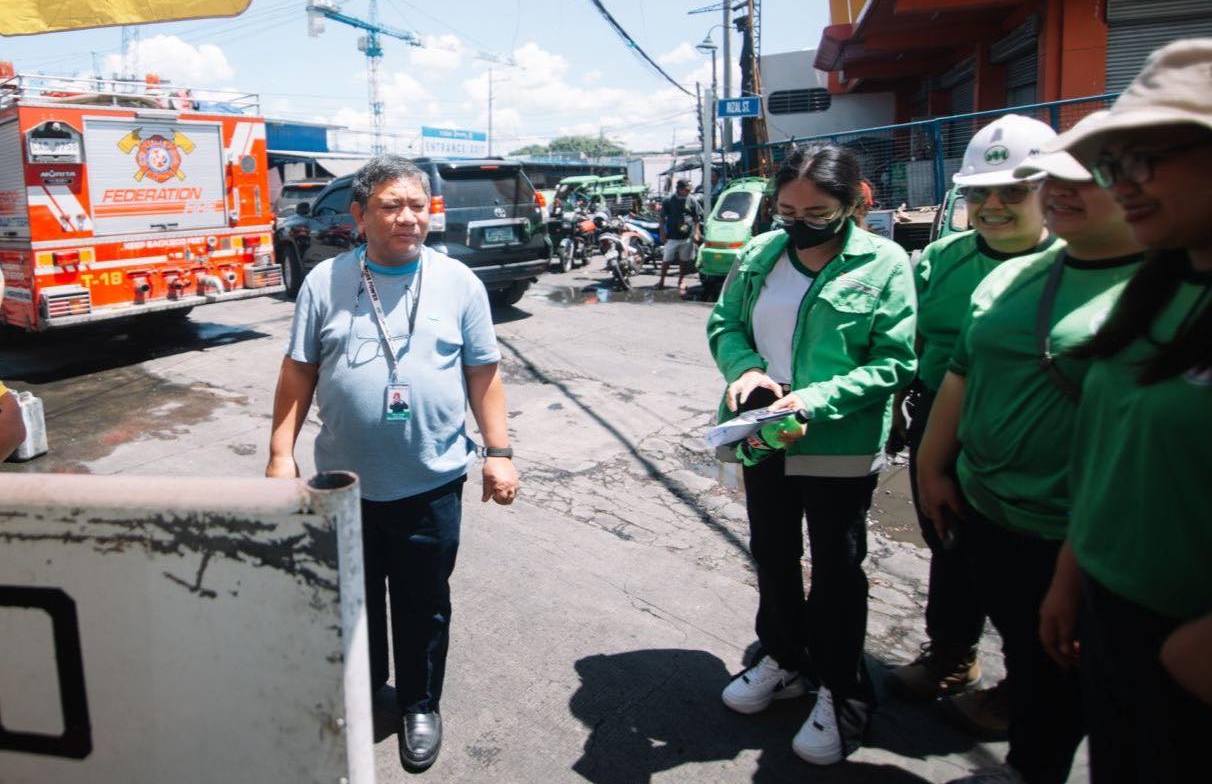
top-left (774, 210), bottom-right (844, 229)
top-left (959, 183), bottom-right (1039, 205)
top-left (1090, 139), bottom-right (1212, 188)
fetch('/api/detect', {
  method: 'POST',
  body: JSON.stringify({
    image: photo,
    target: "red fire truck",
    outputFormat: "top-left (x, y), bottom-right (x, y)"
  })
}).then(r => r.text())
top-left (0, 65), bottom-right (283, 332)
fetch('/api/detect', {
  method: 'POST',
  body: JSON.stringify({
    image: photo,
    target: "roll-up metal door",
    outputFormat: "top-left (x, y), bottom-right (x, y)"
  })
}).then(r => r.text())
top-left (1106, 0), bottom-right (1212, 91)
top-left (950, 79), bottom-right (975, 116)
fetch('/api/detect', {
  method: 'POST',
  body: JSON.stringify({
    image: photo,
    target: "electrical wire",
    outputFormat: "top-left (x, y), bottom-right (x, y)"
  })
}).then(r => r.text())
top-left (586, 0), bottom-right (692, 96)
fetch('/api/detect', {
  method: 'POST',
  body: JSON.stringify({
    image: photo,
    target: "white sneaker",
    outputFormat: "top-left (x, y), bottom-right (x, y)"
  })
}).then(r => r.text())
top-left (721, 655), bottom-right (806, 714)
top-left (792, 686), bottom-right (843, 765)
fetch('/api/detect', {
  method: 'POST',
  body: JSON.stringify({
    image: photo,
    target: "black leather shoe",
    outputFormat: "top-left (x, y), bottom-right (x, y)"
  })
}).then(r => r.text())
top-left (399, 711), bottom-right (442, 773)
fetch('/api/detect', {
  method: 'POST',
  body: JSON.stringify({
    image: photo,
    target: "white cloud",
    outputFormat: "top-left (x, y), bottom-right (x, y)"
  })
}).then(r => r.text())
top-left (104, 35), bottom-right (235, 86)
top-left (409, 34), bottom-right (464, 72)
top-left (657, 42), bottom-right (700, 67)
top-left (322, 38), bottom-right (700, 154)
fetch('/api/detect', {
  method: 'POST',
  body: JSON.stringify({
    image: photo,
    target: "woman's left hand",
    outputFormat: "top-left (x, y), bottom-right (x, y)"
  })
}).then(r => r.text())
top-left (768, 393), bottom-right (808, 444)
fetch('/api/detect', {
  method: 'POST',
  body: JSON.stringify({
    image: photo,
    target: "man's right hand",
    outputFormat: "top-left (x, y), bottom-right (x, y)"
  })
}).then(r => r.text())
top-left (726, 369), bottom-right (783, 412)
top-left (265, 453), bottom-right (300, 479)
top-left (917, 468), bottom-right (964, 540)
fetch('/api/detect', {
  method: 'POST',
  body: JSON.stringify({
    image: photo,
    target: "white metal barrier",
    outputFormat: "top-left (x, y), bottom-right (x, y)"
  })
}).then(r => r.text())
top-left (0, 472), bottom-right (372, 784)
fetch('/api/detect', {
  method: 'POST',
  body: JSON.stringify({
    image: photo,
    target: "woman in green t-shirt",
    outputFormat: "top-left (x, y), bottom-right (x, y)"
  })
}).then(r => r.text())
top-left (916, 144), bottom-right (1144, 784)
top-left (1037, 39), bottom-right (1212, 784)
top-left (890, 116), bottom-right (1060, 734)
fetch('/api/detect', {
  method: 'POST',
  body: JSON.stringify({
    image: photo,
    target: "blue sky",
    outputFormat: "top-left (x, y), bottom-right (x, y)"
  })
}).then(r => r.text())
top-left (1, 1), bottom-right (828, 153)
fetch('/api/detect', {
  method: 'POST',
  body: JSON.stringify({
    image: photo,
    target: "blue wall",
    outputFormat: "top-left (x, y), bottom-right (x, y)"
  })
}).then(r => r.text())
top-left (266, 122), bottom-right (329, 153)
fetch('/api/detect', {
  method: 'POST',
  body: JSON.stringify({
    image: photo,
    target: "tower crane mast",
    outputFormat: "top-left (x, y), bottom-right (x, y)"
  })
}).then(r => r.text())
top-left (306, 0), bottom-right (421, 155)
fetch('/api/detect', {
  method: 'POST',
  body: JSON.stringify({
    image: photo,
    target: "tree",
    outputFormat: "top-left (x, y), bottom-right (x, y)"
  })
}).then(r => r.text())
top-left (508, 135), bottom-right (628, 158)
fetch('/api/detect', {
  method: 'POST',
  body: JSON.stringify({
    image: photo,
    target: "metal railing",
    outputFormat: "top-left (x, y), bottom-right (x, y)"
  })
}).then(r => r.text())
top-left (739, 93), bottom-right (1118, 208)
top-left (0, 72), bottom-right (261, 114)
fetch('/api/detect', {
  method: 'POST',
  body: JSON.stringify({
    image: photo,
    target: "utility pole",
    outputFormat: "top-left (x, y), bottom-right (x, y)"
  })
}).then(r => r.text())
top-left (488, 67), bottom-right (494, 157)
top-left (700, 82), bottom-right (714, 215)
top-left (721, 1), bottom-right (732, 157)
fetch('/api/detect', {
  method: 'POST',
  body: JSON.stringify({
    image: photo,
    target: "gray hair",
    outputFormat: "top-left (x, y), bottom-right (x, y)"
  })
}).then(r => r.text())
top-left (351, 154), bottom-right (431, 207)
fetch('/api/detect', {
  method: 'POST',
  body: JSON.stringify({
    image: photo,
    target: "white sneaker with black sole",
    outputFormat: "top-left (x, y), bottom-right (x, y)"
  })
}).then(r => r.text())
top-left (792, 686), bottom-right (843, 765)
top-left (721, 655), bottom-right (806, 714)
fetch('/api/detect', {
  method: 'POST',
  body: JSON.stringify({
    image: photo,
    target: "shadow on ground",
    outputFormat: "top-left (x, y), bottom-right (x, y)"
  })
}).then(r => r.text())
top-left (569, 648), bottom-right (965, 784)
top-left (0, 315), bottom-right (271, 384)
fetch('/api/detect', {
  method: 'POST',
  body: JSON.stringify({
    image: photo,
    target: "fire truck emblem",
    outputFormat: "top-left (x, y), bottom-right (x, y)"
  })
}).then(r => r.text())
top-left (116, 127), bottom-right (196, 183)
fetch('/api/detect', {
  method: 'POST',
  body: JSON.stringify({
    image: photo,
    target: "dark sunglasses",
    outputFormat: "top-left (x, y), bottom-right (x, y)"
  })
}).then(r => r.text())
top-left (959, 183), bottom-right (1039, 205)
top-left (1091, 138), bottom-right (1212, 188)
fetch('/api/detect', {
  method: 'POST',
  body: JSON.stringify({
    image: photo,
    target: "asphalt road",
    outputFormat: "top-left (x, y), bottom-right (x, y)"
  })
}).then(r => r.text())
top-left (0, 259), bottom-right (1085, 783)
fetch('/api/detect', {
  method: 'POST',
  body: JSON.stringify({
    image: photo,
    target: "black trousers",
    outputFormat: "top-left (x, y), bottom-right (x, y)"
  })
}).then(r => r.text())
top-left (906, 382), bottom-right (986, 651)
top-left (1079, 573), bottom-right (1212, 784)
top-left (742, 451), bottom-right (878, 753)
top-left (961, 511), bottom-right (1084, 784)
top-left (361, 476), bottom-right (465, 714)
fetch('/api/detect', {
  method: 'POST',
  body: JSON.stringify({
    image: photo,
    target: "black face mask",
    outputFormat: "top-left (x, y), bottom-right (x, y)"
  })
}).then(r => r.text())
top-left (777, 215), bottom-right (847, 250)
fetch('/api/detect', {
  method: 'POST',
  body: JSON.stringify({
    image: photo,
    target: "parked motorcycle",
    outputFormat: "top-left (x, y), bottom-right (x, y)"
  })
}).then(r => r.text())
top-left (597, 215), bottom-right (644, 291)
top-left (554, 208), bottom-right (601, 273)
top-left (620, 212), bottom-right (664, 270)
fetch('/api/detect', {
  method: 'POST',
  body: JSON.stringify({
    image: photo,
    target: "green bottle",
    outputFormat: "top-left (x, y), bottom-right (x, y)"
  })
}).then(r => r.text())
top-left (736, 410), bottom-right (811, 466)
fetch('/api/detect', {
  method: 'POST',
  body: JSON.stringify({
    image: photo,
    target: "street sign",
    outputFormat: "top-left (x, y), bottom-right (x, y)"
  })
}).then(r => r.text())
top-left (421, 126), bottom-right (488, 158)
top-left (716, 96), bottom-right (762, 119)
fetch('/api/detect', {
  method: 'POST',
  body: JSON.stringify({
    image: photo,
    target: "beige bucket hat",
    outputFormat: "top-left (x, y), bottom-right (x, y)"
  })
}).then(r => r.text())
top-left (1046, 38), bottom-right (1212, 160)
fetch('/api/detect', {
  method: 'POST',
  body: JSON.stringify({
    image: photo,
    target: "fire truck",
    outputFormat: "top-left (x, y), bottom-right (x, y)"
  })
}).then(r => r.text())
top-left (0, 64), bottom-right (283, 332)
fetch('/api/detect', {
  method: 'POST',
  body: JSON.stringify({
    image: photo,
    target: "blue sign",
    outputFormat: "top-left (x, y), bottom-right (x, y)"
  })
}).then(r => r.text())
top-left (716, 96), bottom-right (762, 118)
top-left (420, 126), bottom-right (489, 158)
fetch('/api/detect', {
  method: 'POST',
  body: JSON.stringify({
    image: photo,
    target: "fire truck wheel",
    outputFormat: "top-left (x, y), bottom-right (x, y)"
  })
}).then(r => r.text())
top-left (281, 245), bottom-right (303, 299)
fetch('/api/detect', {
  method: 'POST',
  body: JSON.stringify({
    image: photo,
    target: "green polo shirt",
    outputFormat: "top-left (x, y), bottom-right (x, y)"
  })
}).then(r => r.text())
top-left (950, 248), bottom-right (1142, 539)
top-left (1069, 266), bottom-right (1212, 619)
top-left (915, 230), bottom-right (1060, 391)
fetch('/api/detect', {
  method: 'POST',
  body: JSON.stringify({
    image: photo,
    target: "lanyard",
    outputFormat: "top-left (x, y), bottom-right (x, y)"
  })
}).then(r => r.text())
top-left (1035, 254), bottom-right (1083, 401)
top-left (358, 246), bottom-right (423, 383)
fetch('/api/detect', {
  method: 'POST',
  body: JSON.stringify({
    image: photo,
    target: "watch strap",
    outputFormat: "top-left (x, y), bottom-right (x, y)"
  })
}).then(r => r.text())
top-left (482, 446), bottom-right (513, 459)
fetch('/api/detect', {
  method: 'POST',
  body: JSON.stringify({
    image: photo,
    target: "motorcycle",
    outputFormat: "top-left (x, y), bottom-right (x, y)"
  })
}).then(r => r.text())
top-left (554, 207), bottom-right (600, 273)
top-left (597, 215), bottom-right (645, 291)
top-left (620, 212), bottom-right (664, 271)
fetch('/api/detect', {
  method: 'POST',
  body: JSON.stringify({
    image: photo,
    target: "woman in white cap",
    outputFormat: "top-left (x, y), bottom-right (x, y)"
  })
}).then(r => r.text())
top-left (916, 132), bottom-right (1144, 783)
top-left (890, 114), bottom-right (1059, 736)
top-left (1038, 38), bottom-right (1212, 784)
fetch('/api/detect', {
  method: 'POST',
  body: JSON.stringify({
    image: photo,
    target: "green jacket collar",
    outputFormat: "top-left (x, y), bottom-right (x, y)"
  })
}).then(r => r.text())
top-left (739, 220), bottom-right (876, 276)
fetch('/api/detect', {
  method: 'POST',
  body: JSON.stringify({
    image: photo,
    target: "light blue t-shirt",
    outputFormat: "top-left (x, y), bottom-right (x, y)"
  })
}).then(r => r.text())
top-left (287, 245), bottom-right (500, 501)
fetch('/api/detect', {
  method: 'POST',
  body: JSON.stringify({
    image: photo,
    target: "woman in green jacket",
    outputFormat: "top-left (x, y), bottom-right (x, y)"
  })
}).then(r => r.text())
top-left (707, 143), bottom-right (916, 765)
top-left (1037, 39), bottom-right (1212, 784)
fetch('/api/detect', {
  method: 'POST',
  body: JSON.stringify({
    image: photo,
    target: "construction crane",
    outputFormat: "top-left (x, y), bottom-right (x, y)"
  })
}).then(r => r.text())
top-left (306, 0), bottom-right (421, 155)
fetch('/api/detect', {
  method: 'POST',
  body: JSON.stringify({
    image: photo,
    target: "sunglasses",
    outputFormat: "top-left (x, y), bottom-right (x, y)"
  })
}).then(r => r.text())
top-left (1090, 138), bottom-right (1212, 188)
top-left (959, 183), bottom-right (1039, 205)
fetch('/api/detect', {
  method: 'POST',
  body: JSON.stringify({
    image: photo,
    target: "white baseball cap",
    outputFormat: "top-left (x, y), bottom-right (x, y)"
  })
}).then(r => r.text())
top-left (1046, 38), bottom-right (1212, 161)
top-left (953, 114), bottom-right (1058, 187)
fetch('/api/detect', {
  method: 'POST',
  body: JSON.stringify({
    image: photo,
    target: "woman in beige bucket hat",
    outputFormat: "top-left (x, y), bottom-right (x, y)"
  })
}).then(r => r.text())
top-left (1039, 37), bottom-right (1212, 784)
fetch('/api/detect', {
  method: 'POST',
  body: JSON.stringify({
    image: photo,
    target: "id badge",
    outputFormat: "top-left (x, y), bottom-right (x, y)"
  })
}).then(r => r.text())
top-left (385, 383), bottom-right (411, 422)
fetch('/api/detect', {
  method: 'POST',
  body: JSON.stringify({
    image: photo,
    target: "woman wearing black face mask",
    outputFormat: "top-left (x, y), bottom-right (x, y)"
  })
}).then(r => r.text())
top-left (706, 143), bottom-right (918, 765)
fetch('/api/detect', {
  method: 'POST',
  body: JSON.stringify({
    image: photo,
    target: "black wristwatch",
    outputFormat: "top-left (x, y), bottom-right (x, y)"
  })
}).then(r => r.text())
top-left (483, 446), bottom-right (513, 459)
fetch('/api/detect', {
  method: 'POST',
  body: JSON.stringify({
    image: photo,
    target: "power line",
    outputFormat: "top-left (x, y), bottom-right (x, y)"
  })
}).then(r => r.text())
top-left (586, 0), bottom-right (692, 96)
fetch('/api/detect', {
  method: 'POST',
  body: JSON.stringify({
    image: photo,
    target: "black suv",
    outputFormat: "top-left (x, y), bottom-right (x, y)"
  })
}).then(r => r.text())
top-left (274, 158), bottom-right (550, 306)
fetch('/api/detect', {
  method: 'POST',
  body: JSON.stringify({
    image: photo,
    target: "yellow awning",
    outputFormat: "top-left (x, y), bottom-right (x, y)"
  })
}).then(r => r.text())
top-left (3, 1), bottom-right (252, 35)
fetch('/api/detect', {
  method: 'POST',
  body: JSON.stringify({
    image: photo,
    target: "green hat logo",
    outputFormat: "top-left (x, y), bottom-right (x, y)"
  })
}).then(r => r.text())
top-left (984, 145), bottom-right (1010, 164)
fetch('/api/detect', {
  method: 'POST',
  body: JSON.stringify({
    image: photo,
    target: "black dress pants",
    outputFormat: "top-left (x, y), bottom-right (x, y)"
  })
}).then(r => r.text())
top-left (906, 382), bottom-right (986, 651)
top-left (361, 476), bottom-right (465, 714)
top-left (742, 451), bottom-right (878, 755)
top-left (961, 511), bottom-right (1084, 784)
top-left (1079, 573), bottom-right (1212, 784)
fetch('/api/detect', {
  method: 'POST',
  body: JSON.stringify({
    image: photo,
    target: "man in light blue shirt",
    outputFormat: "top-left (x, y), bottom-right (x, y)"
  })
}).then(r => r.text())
top-left (267, 155), bottom-right (518, 773)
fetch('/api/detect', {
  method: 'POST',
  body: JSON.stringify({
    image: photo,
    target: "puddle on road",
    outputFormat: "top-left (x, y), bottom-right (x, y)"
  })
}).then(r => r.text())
top-left (4, 365), bottom-right (242, 474)
top-left (545, 285), bottom-right (709, 306)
